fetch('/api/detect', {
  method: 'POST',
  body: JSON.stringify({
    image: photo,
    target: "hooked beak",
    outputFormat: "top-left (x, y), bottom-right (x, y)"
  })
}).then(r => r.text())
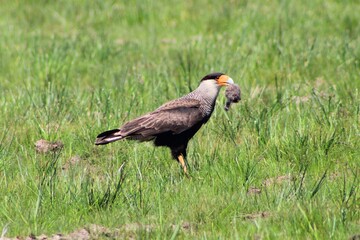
top-left (217, 75), bottom-right (234, 86)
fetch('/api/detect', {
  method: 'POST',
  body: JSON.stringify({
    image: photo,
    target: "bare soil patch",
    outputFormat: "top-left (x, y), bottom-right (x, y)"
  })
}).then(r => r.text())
top-left (35, 139), bottom-right (63, 154)
top-left (0, 223), bottom-right (155, 240)
top-left (241, 211), bottom-right (271, 220)
top-left (247, 187), bottom-right (262, 195)
top-left (262, 175), bottom-right (293, 187)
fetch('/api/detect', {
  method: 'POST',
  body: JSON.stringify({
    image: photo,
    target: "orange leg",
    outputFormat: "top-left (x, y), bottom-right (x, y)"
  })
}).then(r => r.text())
top-left (177, 154), bottom-right (188, 176)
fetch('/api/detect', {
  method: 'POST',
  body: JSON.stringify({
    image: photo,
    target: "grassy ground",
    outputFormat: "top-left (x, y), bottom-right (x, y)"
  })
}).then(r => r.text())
top-left (0, 0), bottom-right (359, 239)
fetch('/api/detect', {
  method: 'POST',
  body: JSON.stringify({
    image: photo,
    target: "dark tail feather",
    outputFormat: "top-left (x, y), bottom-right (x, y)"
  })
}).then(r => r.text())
top-left (95, 129), bottom-right (123, 145)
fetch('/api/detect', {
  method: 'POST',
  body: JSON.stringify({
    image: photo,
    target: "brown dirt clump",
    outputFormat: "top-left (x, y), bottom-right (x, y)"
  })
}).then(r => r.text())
top-left (247, 187), bottom-right (262, 195)
top-left (242, 211), bottom-right (271, 220)
top-left (349, 234), bottom-right (360, 240)
top-left (35, 139), bottom-right (63, 154)
top-left (170, 221), bottom-right (195, 232)
top-left (0, 223), bottom-right (155, 240)
top-left (292, 96), bottom-right (311, 104)
top-left (262, 175), bottom-right (293, 187)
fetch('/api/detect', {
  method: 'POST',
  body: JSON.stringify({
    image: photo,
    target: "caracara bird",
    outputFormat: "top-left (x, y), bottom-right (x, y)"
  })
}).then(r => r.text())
top-left (95, 72), bottom-right (234, 174)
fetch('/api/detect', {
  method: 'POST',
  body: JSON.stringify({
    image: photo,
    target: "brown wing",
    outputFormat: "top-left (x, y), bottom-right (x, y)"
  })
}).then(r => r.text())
top-left (119, 98), bottom-right (204, 140)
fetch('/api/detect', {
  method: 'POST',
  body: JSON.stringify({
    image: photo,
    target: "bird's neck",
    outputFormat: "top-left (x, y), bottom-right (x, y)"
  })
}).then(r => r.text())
top-left (186, 80), bottom-right (221, 116)
top-left (194, 80), bottom-right (221, 103)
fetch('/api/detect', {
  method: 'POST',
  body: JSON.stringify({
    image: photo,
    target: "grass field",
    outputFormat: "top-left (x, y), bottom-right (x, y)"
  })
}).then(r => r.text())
top-left (0, 0), bottom-right (359, 239)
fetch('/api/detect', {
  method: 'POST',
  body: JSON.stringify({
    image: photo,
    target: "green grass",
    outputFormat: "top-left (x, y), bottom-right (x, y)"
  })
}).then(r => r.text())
top-left (0, 0), bottom-right (359, 239)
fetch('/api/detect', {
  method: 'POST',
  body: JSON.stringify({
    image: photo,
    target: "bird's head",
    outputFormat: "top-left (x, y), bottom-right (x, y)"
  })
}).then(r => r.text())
top-left (200, 72), bottom-right (234, 87)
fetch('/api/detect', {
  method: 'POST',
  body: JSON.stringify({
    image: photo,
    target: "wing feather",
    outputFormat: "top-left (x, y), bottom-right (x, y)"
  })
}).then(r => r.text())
top-left (119, 98), bottom-right (203, 139)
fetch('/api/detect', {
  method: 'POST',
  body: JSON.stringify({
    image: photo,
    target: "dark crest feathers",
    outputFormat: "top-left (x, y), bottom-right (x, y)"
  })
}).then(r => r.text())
top-left (200, 72), bottom-right (225, 82)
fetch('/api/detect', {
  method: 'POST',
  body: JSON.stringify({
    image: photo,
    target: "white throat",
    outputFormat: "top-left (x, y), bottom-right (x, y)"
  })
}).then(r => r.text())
top-left (181, 79), bottom-right (223, 116)
top-left (195, 80), bottom-right (221, 102)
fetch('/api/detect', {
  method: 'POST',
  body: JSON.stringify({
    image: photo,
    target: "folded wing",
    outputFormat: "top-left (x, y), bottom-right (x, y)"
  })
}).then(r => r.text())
top-left (95, 98), bottom-right (204, 144)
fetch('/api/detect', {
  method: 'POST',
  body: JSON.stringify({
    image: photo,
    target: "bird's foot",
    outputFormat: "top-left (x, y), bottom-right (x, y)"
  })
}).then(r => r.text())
top-left (177, 154), bottom-right (190, 178)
